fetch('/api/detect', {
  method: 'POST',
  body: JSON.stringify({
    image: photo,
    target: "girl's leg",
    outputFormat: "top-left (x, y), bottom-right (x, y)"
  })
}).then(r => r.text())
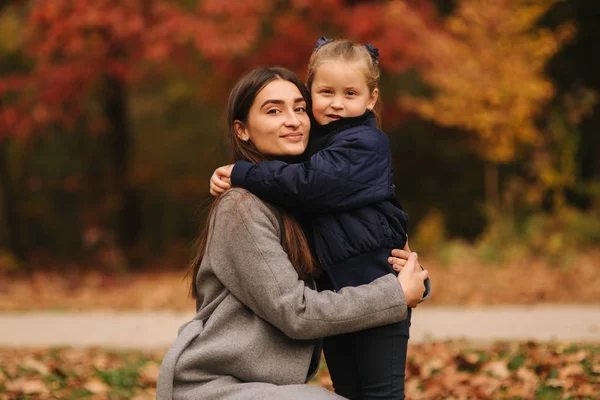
top-left (353, 308), bottom-right (412, 400)
top-left (323, 332), bottom-right (359, 399)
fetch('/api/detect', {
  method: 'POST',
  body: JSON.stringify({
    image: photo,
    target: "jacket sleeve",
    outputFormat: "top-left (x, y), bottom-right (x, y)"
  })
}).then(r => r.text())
top-left (206, 189), bottom-right (408, 340)
top-left (230, 130), bottom-right (393, 212)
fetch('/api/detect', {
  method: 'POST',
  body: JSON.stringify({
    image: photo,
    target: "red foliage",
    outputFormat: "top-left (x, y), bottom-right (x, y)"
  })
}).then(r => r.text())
top-left (0, 0), bottom-right (441, 139)
top-left (0, 0), bottom-right (274, 139)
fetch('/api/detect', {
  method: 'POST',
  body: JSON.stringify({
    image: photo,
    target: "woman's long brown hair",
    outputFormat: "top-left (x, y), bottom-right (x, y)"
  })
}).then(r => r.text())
top-left (188, 67), bottom-right (318, 298)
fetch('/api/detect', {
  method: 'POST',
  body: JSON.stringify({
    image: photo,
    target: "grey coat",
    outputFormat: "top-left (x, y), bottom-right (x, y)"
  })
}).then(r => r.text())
top-left (157, 188), bottom-right (409, 400)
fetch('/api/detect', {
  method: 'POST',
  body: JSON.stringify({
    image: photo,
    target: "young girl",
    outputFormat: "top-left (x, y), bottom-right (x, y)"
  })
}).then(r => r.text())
top-left (211, 38), bottom-right (430, 399)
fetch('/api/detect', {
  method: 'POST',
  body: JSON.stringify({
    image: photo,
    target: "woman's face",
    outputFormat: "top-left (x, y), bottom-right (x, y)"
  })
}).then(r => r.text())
top-left (235, 79), bottom-right (310, 157)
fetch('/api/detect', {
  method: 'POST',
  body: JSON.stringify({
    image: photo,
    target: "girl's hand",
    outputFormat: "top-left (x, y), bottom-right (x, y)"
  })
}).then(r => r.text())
top-left (388, 238), bottom-right (412, 272)
top-left (397, 252), bottom-right (428, 308)
top-left (210, 165), bottom-right (234, 196)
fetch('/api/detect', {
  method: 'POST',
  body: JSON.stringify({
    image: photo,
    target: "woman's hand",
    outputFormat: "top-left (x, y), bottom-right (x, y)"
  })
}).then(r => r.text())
top-left (397, 252), bottom-right (428, 308)
top-left (210, 165), bottom-right (234, 196)
top-left (388, 238), bottom-right (412, 272)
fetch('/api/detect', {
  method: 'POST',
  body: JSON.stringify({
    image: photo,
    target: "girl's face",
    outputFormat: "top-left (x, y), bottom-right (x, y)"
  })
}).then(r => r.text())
top-left (235, 79), bottom-right (310, 157)
top-left (310, 59), bottom-right (378, 126)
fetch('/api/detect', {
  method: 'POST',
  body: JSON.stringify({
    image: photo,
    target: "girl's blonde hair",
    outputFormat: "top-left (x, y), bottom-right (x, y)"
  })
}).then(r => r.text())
top-left (306, 38), bottom-right (382, 126)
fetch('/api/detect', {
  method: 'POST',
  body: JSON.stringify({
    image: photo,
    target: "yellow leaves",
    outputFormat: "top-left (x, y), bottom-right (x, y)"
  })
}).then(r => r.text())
top-left (419, 358), bottom-right (445, 379)
top-left (559, 362), bottom-right (585, 378)
top-left (0, 348), bottom-right (165, 398)
top-left (132, 391), bottom-right (158, 400)
top-left (5, 377), bottom-right (49, 395)
top-left (83, 377), bottom-right (111, 394)
top-left (1, 338), bottom-right (599, 398)
top-left (516, 365), bottom-right (538, 383)
top-left (22, 357), bottom-right (50, 375)
top-left (544, 363), bottom-right (587, 392)
top-left (139, 362), bottom-right (160, 385)
top-left (398, 0), bottom-right (574, 164)
top-left (447, 16), bottom-right (469, 35)
top-left (401, 342), bottom-right (600, 399)
top-left (483, 360), bottom-right (510, 379)
top-left (0, 249), bottom-right (22, 273)
top-left (532, 85), bottom-right (597, 197)
top-left (412, 209), bottom-right (446, 254)
top-left (0, 6), bottom-right (24, 53)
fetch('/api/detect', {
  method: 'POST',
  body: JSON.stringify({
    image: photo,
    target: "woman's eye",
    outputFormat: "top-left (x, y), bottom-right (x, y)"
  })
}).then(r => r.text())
top-left (266, 109), bottom-right (281, 114)
top-left (295, 106), bottom-right (306, 113)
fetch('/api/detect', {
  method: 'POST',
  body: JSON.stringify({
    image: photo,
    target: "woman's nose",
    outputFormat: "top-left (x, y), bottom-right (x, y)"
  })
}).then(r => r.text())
top-left (284, 111), bottom-right (301, 128)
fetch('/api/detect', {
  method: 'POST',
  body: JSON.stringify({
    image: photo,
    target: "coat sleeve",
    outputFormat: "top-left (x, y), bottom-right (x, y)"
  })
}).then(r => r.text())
top-left (205, 189), bottom-right (408, 340)
top-left (230, 130), bottom-right (393, 212)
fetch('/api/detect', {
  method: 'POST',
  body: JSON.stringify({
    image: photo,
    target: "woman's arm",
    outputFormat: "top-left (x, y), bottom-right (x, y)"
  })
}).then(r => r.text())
top-left (230, 129), bottom-right (393, 212)
top-left (206, 189), bottom-right (416, 340)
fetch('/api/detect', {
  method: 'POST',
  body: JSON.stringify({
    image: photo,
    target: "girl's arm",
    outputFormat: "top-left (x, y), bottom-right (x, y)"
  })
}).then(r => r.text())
top-left (207, 189), bottom-right (417, 340)
top-left (231, 129), bottom-right (393, 212)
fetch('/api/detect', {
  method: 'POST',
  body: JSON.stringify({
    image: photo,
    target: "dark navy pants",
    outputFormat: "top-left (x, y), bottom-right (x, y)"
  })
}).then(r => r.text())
top-left (323, 308), bottom-right (412, 400)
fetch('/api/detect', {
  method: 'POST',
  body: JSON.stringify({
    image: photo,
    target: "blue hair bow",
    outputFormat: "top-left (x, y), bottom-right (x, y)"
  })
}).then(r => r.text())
top-left (364, 43), bottom-right (379, 64)
top-left (314, 36), bottom-right (331, 51)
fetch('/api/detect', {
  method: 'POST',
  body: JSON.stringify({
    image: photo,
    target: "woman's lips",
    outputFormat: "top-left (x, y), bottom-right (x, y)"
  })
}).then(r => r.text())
top-left (280, 132), bottom-right (304, 142)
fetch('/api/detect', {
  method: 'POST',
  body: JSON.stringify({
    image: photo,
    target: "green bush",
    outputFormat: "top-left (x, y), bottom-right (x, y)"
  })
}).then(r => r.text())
top-left (473, 206), bottom-right (600, 266)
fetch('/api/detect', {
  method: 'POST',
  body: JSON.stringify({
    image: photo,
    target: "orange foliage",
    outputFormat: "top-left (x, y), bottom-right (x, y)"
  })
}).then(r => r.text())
top-left (398, 0), bottom-right (575, 163)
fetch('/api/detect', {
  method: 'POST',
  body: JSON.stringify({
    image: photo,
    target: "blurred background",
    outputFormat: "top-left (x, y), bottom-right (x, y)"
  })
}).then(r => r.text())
top-left (1, 2), bottom-right (599, 398)
top-left (0, 0), bottom-right (599, 278)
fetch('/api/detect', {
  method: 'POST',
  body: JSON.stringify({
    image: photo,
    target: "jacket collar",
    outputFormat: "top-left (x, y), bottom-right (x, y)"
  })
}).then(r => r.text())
top-left (311, 110), bottom-right (377, 138)
top-left (304, 111), bottom-right (376, 158)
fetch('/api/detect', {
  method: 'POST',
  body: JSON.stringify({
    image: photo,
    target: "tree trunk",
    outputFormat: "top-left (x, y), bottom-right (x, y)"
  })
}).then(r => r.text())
top-left (103, 75), bottom-right (142, 253)
top-left (484, 161), bottom-right (499, 213)
top-left (0, 138), bottom-right (24, 259)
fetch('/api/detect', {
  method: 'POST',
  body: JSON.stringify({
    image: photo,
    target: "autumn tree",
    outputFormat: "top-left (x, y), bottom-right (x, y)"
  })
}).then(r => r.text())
top-left (397, 0), bottom-right (575, 207)
top-left (0, 0), bottom-right (275, 261)
top-left (0, 0), bottom-right (461, 265)
top-left (0, 1), bottom-right (27, 259)
top-left (1, 0), bottom-right (444, 260)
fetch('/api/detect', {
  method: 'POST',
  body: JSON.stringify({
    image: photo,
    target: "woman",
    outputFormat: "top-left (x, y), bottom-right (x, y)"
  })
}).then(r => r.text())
top-left (157, 67), bottom-right (428, 400)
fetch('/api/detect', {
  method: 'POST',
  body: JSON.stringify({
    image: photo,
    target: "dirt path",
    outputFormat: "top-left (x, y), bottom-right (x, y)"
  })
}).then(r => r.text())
top-left (1, 305), bottom-right (598, 350)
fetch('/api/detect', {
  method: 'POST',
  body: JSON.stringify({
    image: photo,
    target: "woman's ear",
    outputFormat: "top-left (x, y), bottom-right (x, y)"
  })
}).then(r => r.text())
top-left (367, 88), bottom-right (379, 111)
top-left (234, 120), bottom-right (249, 142)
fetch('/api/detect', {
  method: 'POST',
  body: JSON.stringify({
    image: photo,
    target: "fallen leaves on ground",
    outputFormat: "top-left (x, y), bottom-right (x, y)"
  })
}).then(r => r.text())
top-left (0, 342), bottom-right (598, 399)
top-left (0, 348), bottom-right (162, 399)
top-left (2, 250), bottom-right (600, 311)
top-left (400, 342), bottom-right (600, 399)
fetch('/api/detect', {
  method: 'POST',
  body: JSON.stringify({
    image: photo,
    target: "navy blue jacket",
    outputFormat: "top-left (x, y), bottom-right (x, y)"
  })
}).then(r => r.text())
top-left (231, 112), bottom-right (408, 289)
